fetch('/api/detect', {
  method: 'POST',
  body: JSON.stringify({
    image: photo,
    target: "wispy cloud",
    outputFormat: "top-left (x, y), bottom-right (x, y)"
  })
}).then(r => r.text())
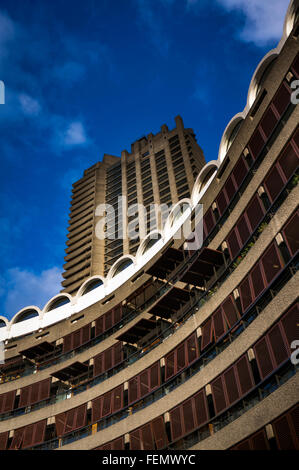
top-left (61, 120), bottom-right (89, 147)
top-left (135, 0), bottom-right (172, 54)
top-left (0, 10), bottom-right (15, 59)
top-left (53, 119), bottom-right (90, 152)
top-left (216, 0), bottom-right (289, 46)
top-left (0, 8), bottom-right (95, 154)
top-left (19, 93), bottom-right (41, 117)
top-left (184, 0), bottom-right (289, 47)
top-left (0, 267), bottom-right (62, 319)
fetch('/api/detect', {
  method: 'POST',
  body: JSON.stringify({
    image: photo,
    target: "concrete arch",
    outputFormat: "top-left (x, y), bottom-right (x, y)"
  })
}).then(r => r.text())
top-left (218, 115), bottom-right (244, 163)
top-left (0, 315), bottom-right (9, 328)
top-left (191, 161), bottom-right (219, 206)
top-left (163, 198), bottom-right (192, 237)
top-left (217, 0), bottom-right (298, 164)
top-left (247, 52), bottom-right (278, 108)
top-left (107, 255), bottom-right (136, 281)
top-left (136, 230), bottom-right (163, 260)
top-left (10, 306), bottom-right (41, 325)
top-left (43, 293), bottom-right (73, 314)
top-left (77, 276), bottom-right (105, 298)
top-left (284, 0), bottom-right (299, 38)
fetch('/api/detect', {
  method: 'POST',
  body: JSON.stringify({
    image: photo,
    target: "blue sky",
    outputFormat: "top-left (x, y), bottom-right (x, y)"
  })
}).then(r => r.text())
top-left (0, 0), bottom-right (290, 319)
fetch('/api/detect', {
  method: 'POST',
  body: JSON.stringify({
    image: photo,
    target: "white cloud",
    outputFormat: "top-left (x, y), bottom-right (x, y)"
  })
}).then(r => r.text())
top-left (0, 9), bottom-right (93, 152)
top-left (19, 93), bottom-right (41, 116)
top-left (0, 10), bottom-right (15, 59)
top-left (135, 0), bottom-right (172, 54)
top-left (51, 119), bottom-right (91, 153)
top-left (2, 266), bottom-right (62, 318)
top-left (63, 121), bottom-right (88, 147)
top-left (216, 0), bottom-right (290, 46)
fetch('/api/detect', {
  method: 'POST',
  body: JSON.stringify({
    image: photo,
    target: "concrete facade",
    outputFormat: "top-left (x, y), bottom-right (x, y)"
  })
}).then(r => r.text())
top-left (0, 0), bottom-right (298, 451)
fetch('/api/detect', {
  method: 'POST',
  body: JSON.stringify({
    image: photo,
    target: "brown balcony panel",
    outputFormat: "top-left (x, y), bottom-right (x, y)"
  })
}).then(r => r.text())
top-left (19, 341), bottom-right (56, 362)
top-left (51, 361), bottom-right (89, 383)
top-left (148, 286), bottom-right (191, 319)
top-left (116, 318), bottom-right (159, 345)
top-left (145, 247), bottom-right (185, 278)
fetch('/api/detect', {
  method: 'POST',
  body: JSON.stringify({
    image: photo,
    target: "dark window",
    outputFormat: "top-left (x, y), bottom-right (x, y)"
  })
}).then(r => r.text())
top-left (92, 385), bottom-right (123, 423)
top-left (283, 210), bottom-right (299, 257)
top-left (165, 333), bottom-right (199, 380)
top-left (0, 390), bottom-right (16, 414)
top-left (130, 416), bottom-right (168, 450)
top-left (63, 324), bottom-right (91, 353)
top-left (278, 141), bottom-right (299, 180)
top-left (128, 362), bottom-right (160, 404)
top-left (272, 82), bottom-right (292, 117)
top-left (264, 165), bottom-right (285, 202)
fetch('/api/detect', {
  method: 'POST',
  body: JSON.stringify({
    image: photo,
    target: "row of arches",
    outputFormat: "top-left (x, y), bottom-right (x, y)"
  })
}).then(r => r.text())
top-left (217, 0), bottom-right (298, 163)
top-left (0, 162), bottom-right (219, 332)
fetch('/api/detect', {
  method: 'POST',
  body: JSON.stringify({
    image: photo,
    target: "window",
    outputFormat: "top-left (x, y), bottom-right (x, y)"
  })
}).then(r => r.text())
top-left (272, 404), bottom-right (299, 450)
top-left (170, 390), bottom-right (209, 441)
top-left (203, 208), bottom-right (216, 237)
top-left (0, 390), bottom-right (16, 414)
top-left (92, 385), bottom-right (123, 422)
top-left (10, 420), bottom-right (47, 449)
top-left (93, 342), bottom-right (123, 377)
top-left (165, 334), bottom-right (199, 380)
top-left (245, 194), bottom-right (265, 231)
top-left (19, 379), bottom-right (51, 407)
top-left (216, 189), bottom-right (228, 215)
top-left (211, 354), bottom-right (254, 414)
top-left (95, 437), bottom-right (124, 450)
top-left (128, 362), bottom-right (160, 404)
top-left (239, 242), bottom-right (283, 312)
top-left (283, 210), bottom-right (299, 256)
top-left (200, 296), bottom-right (240, 351)
top-left (278, 138), bottom-right (299, 180)
top-left (63, 324), bottom-right (91, 353)
top-left (55, 405), bottom-right (87, 438)
top-left (232, 429), bottom-right (270, 450)
top-left (130, 416), bottom-right (168, 450)
top-left (0, 432), bottom-right (9, 451)
top-left (95, 305), bottom-right (122, 336)
top-left (253, 303), bottom-right (296, 382)
top-left (264, 164), bottom-right (286, 202)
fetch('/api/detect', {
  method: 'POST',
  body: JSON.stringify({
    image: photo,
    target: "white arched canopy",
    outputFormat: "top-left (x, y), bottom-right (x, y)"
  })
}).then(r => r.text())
top-left (0, 316), bottom-right (8, 328)
top-left (248, 53), bottom-right (278, 108)
top-left (170, 200), bottom-right (192, 227)
top-left (79, 277), bottom-right (104, 296)
top-left (108, 256), bottom-right (135, 280)
top-left (192, 163), bottom-right (218, 198)
top-left (136, 231), bottom-right (163, 260)
top-left (44, 294), bottom-right (71, 313)
top-left (11, 308), bottom-right (40, 324)
top-left (218, 115), bottom-right (244, 162)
